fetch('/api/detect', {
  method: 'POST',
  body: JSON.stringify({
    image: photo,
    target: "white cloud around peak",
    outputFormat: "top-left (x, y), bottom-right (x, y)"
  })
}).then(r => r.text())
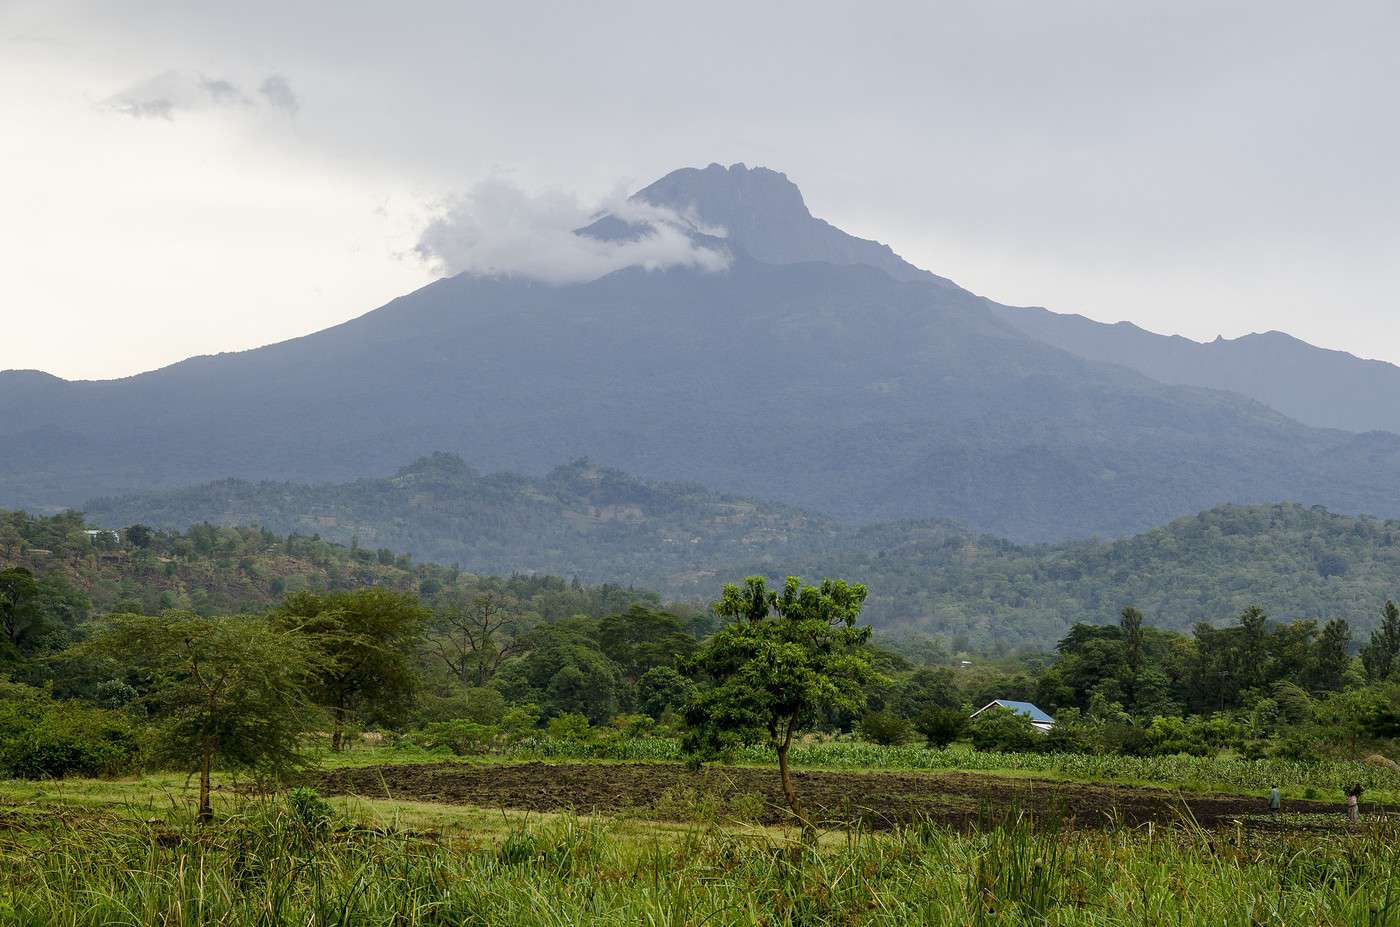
top-left (413, 179), bottom-right (730, 284)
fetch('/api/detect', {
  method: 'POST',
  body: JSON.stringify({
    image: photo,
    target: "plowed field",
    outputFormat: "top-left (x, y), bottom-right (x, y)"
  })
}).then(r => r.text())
top-left (320, 761), bottom-right (1365, 831)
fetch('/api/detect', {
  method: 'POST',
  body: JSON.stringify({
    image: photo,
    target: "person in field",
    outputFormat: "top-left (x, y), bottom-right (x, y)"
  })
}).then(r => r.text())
top-left (1346, 784), bottom-right (1364, 823)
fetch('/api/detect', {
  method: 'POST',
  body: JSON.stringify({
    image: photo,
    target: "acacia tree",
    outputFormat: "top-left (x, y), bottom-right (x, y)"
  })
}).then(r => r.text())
top-left (681, 576), bottom-right (877, 827)
top-left (77, 612), bottom-right (323, 821)
top-left (275, 589), bottom-right (427, 751)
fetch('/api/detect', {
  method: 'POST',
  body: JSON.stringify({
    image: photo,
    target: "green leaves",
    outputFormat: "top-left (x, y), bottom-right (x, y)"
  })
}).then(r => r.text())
top-left (683, 575), bottom-right (879, 758)
top-left (273, 589), bottom-right (427, 747)
top-left (76, 611), bottom-right (325, 779)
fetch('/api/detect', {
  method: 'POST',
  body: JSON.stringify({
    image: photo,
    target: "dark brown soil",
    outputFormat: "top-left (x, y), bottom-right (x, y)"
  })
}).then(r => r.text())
top-left (319, 761), bottom-right (1370, 832)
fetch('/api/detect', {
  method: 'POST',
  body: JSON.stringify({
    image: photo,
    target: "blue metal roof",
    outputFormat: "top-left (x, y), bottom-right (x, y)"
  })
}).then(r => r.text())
top-left (987, 700), bottom-right (1055, 724)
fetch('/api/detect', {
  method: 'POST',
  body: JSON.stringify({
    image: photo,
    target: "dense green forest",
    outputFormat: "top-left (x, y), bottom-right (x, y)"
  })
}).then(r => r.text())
top-left (0, 509), bottom-right (668, 676)
top-left (2, 504), bottom-right (1400, 795)
top-left (83, 458), bottom-right (1400, 646)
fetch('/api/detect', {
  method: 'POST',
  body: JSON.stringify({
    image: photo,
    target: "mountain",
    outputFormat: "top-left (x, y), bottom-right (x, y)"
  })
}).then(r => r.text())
top-left (624, 164), bottom-right (1400, 436)
top-left (600, 163), bottom-right (953, 286)
top-left (994, 307), bottom-right (1400, 435)
top-left (80, 457), bottom-right (1400, 646)
top-left (7, 162), bottom-right (1400, 541)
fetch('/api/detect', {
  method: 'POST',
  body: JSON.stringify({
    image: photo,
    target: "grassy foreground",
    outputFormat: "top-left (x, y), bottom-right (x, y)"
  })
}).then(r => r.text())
top-left (0, 796), bottom-right (1397, 927)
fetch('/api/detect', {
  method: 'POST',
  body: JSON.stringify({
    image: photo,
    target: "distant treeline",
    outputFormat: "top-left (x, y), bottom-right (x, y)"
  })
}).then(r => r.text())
top-left (78, 457), bottom-right (1400, 646)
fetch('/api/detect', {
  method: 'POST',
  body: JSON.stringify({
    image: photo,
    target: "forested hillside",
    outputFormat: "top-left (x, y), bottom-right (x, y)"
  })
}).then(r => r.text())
top-left (824, 504), bottom-right (1400, 647)
top-left (80, 462), bottom-right (1400, 646)
top-left (0, 509), bottom-right (664, 672)
top-left (83, 454), bottom-right (841, 591)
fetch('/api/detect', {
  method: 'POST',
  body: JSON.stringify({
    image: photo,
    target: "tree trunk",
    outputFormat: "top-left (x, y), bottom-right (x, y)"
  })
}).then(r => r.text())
top-left (198, 744), bottom-right (213, 823)
top-left (331, 705), bottom-right (346, 753)
top-left (777, 717), bottom-right (809, 833)
top-left (777, 743), bottom-right (800, 818)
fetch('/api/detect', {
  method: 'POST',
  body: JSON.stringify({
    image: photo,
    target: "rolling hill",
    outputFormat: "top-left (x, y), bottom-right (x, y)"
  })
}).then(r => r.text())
top-left (82, 455), bottom-right (1400, 647)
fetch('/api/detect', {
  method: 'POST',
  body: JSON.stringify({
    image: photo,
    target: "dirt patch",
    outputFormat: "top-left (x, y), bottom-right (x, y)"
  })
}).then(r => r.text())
top-left (319, 762), bottom-right (1372, 832)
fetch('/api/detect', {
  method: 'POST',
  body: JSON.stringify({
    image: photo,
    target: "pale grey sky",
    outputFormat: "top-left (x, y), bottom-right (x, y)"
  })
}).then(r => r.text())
top-left (3, 0), bottom-right (1397, 380)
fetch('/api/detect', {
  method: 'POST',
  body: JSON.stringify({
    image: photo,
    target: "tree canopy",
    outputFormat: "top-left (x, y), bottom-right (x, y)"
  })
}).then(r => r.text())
top-left (273, 589), bottom-right (428, 751)
top-left (682, 576), bottom-right (878, 824)
top-left (77, 612), bottom-right (323, 820)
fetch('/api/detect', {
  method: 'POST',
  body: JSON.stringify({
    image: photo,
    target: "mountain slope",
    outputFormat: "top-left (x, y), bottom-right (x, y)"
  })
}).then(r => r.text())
top-left (81, 459), bottom-right (1400, 646)
top-left (992, 307), bottom-right (1400, 435)
top-left (6, 163), bottom-right (1400, 540)
top-left (631, 164), bottom-right (1400, 436)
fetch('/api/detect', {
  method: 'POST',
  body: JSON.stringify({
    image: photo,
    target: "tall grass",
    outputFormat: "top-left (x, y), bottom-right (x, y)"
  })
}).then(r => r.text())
top-left (499, 737), bottom-right (1400, 795)
top-left (1, 800), bottom-right (1397, 925)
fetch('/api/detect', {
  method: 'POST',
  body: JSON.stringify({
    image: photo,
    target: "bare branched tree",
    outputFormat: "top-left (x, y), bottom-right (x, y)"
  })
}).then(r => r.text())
top-left (430, 592), bottom-right (522, 687)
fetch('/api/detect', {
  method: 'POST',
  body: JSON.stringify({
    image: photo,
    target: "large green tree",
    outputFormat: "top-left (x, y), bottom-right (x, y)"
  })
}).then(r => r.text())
top-left (76, 612), bottom-right (322, 821)
top-left (493, 618), bottom-right (621, 722)
top-left (1307, 618), bottom-right (1351, 692)
top-left (1361, 600), bottom-right (1400, 683)
top-left (682, 576), bottom-right (877, 826)
top-left (0, 568), bottom-right (41, 655)
top-left (597, 605), bottom-right (697, 687)
top-left (274, 589), bottom-right (427, 751)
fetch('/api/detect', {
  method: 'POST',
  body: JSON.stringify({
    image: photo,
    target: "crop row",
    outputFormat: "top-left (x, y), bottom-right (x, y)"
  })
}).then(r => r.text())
top-left (498, 737), bottom-right (1400, 794)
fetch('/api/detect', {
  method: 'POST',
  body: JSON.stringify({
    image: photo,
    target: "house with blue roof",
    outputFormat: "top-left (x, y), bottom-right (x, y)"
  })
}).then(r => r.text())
top-left (970, 699), bottom-right (1056, 732)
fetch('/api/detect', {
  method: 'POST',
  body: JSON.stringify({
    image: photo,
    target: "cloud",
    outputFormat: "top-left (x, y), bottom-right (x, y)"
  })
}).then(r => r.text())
top-left (413, 179), bottom-right (730, 284)
top-left (101, 70), bottom-right (298, 119)
top-left (258, 74), bottom-right (299, 114)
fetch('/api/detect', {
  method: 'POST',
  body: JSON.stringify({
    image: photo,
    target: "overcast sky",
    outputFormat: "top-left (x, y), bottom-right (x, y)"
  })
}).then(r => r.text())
top-left (4, 0), bottom-right (1397, 380)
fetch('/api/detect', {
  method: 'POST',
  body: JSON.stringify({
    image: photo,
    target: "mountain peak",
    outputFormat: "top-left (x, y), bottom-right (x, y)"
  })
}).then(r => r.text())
top-left (635, 162), bottom-right (813, 228)
top-left (593, 162), bottom-right (958, 287)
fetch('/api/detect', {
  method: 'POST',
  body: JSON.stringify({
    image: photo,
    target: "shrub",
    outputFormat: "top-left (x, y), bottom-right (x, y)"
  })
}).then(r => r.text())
top-left (545, 712), bottom-right (593, 742)
top-left (286, 786), bottom-right (335, 834)
top-left (1098, 721), bottom-right (1149, 756)
top-left (1140, 716), bottom-right (1211, 757)
top-left (1042, 710), bottom-right (1099, 754)
top-left (499, 704), bottom-right (542, 742)
top-left (858, 709), bottom-right (914, 746)
top-left (0, 689), bottom-right (141, 778)
top-left (914, 707), bottom-right (968, 748)
top-left (968, 708), bottom-right (1043, 753)
top-left (1272, 729), bottom-right (1323, 762)
top-left (609, 713), bottom-right (657, 739)
top-left (1138, 715), bottom-right (1243, 757)
top-left (416, 687), bottom-right (507, 725)
top-left (408, 720), bottom-right (498, 755)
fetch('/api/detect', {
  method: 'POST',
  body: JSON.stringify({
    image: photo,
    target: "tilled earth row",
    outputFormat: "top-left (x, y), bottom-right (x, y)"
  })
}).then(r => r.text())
top-left (318, 761), bottom-right (1364, 831)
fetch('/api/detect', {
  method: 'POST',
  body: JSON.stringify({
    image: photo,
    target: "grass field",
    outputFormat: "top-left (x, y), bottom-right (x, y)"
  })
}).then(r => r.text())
top-left (4, 743), bottom-right (1399, 925)
top-left (1, 792), bottom-right (1397, 926)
